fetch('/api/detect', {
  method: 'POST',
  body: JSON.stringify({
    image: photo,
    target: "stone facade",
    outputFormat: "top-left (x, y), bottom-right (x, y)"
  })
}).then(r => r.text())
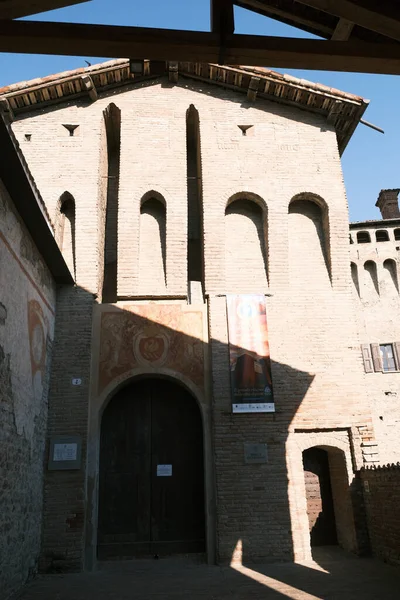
top-left (1, 62), bottom-right (400, 586)
top-left (0, 179), bottom-right (56, 598)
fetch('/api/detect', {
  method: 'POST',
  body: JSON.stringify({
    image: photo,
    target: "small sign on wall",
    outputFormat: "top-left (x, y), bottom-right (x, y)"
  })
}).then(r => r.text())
top-left (48, 435), bottom-right (82, 470)
top-left (244, 443), bottom-right (268, 464)
top-left (157, 464), bottom-right (172, 477)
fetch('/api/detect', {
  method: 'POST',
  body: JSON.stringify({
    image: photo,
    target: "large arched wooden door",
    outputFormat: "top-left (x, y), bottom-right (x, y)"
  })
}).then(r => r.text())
top-left (98, 378), bottom-right (205, 559)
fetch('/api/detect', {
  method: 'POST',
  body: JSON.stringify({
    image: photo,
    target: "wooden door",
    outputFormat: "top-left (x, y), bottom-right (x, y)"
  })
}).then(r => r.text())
top-left (98, 379), bottom-right (205, 559)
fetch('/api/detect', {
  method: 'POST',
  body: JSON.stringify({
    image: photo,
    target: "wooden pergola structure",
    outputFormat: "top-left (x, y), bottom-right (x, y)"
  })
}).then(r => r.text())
top-left (0, 1), bottom-right (399, 74)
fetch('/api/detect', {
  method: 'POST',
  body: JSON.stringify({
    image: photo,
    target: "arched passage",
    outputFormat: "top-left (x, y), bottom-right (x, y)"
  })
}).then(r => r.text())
top-left (302, 445), bottom-right (356, 554)
top-left (97, 377), bottom-right (205, 559)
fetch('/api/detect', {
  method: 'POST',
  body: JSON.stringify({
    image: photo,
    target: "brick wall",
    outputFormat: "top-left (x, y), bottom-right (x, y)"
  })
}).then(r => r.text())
top-left (10, 79), bottom-right (377, 566)
top-left (40, 285), bottom-right (93, 573)
top-left (361, 464), bottom-right (400, 565)
top-left (0, 179), bottom-right (56, 598)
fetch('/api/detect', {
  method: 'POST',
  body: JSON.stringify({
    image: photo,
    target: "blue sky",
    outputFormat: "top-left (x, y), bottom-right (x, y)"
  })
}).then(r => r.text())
top-left (0, 0), bottom-right (398, 222)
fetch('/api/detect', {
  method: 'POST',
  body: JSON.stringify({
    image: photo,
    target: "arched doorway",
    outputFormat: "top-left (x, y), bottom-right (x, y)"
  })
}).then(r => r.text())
top-left (302, 445), bottom-right (357, 553)
top-left (303, 448), bottom-right (337, 547)
top-left (97, 378), bottom-right (205, 559)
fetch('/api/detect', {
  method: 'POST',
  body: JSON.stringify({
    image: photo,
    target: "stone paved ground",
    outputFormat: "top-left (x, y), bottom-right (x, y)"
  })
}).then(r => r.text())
top-left (12, 548), bottom-right (400, 600)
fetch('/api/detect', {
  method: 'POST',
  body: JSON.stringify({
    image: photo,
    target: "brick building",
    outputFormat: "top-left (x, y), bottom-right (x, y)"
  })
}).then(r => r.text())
top-left (1, 60), bottom-right (399, 597)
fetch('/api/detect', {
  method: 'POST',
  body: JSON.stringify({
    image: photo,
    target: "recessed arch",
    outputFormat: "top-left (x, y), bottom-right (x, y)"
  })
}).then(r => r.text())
top-left (55, 191), bottom-right (76, 279)
top-left (288, 192), bottom-right (331, 286)
top-left (364, 260), bottom-right (379, 295)
top-left (357, 231), bottom-right (371, 244)
top-left (97, 375), bottom-right (206, 559)
top-left (139, 192), bottom-right (167, 292)
top-left (302, 444), bottom-right (356, 553)
top-left (225, 192), bottom-right (268, 291)
top-left (186, 104), bottom-right (204, 301)
top-left (376, 229), bottom-right (389, 242)
top-left (102, 102), bottom-right (121, 303)
top-left (351, 262), bottom-right (360, 297)
top-left (383, 258), bottom-right (398, 294)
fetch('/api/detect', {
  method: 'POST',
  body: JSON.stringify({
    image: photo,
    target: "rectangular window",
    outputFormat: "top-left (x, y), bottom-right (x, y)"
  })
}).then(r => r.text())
top-left (380, 343), bottom-right (397, 372)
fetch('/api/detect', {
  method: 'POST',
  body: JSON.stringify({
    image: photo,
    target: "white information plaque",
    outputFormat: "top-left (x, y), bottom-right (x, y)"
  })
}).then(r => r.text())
top-left (48, 435), bottom-right (82, 470)
top-left (53, 443), bottom-right (77, 462)
top-left (157, 464), bottom-right (172, 477)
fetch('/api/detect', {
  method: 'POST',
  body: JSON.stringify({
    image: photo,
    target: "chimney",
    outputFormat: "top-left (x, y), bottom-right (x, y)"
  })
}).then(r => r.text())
top-left (376, 189), bottom-right (400, 220)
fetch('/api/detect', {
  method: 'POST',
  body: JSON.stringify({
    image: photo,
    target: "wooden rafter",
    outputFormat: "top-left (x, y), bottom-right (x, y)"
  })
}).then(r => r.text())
top-left (236, 0), bottom-right (334, 38)
top-left (331, 19), bottom-right (354, 42)
top-left (296, 0), bottom-right (400, 42)
top-left (0, 20), bottom-right (400, 74)
top-left (211, 0), bottom-right (235, 34)
top-left (0, 0), bottom-right (89, 20)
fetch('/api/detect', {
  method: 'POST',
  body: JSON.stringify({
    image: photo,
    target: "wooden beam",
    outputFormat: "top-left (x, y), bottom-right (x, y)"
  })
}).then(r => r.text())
top-left (0, 0), bottom-right (90, 20)
top-left (1, 20), bottom-right (400, 74)
top-left (331, 18), bottom-right (354, 41)
top-left (247, 76), bottom-right (260, 101)
top-left (210, 0), bottom-right (235, 34)
top-left (296, 0), bottom-right (400, 42)
top-left (236, 0), bottom-right (333, 37)
top-left (80, 74), bottom-right (97, 101)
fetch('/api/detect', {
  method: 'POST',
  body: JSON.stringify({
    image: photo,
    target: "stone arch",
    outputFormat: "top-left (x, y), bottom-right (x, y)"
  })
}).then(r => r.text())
top-left (98, 367), bottom-right (206, 422)
top-left (225, 191), bottom-right (268, 291)
top-left (288, 192), bottom-right (331, 286)
top-left (55, 191), bottom-right (76, 279)
top-left (139, 191), bottom-right (167, 292)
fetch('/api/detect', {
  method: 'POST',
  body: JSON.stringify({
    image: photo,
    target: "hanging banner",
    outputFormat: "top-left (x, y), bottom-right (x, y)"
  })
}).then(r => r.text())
top-left (226, 295), bottom-right (275, 413)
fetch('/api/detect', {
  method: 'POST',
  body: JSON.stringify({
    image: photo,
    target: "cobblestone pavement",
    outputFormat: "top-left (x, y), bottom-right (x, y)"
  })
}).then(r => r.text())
top-left (12, 548), bottom-right (400, 600)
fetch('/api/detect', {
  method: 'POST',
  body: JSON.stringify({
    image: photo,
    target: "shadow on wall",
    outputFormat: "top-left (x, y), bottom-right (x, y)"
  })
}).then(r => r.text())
top-left (39, 282), bottom-right (374, 600)
top-left (50, 296), bottom-right (369, 568)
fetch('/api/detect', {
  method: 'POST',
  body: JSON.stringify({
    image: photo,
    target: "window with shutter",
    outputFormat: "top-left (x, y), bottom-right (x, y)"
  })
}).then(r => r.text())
top-left (361, 344), bottom-right (373, 373)
top-left (393, 342), bottom-right (400, 370)
top-left (371, 343), bottom-right (383, 372)
top-left (379, 344), bottom-right (397, 372)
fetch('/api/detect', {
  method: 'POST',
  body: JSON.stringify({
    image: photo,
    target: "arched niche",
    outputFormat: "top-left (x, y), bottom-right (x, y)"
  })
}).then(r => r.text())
top-left (364, 260), bottom-right (379, 296)
top-left (382, 258), bottom-right (399, 295)
top-left (288, 193), bottom-right (331, 287)
top-left (225, 192), bottom-right (268, 291)
top-left (351, 262), bottom-right (360, 297)
top-left (55, 191), bottom-right (76, 279)
top-left (102, 102), bottom-right (121, 303)
top-left (139, 192), bottom-right (167, 292)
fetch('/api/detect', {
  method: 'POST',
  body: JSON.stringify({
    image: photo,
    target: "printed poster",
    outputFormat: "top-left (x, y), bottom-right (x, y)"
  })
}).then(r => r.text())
top-left (226, 295), bottom-right (275, 413)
